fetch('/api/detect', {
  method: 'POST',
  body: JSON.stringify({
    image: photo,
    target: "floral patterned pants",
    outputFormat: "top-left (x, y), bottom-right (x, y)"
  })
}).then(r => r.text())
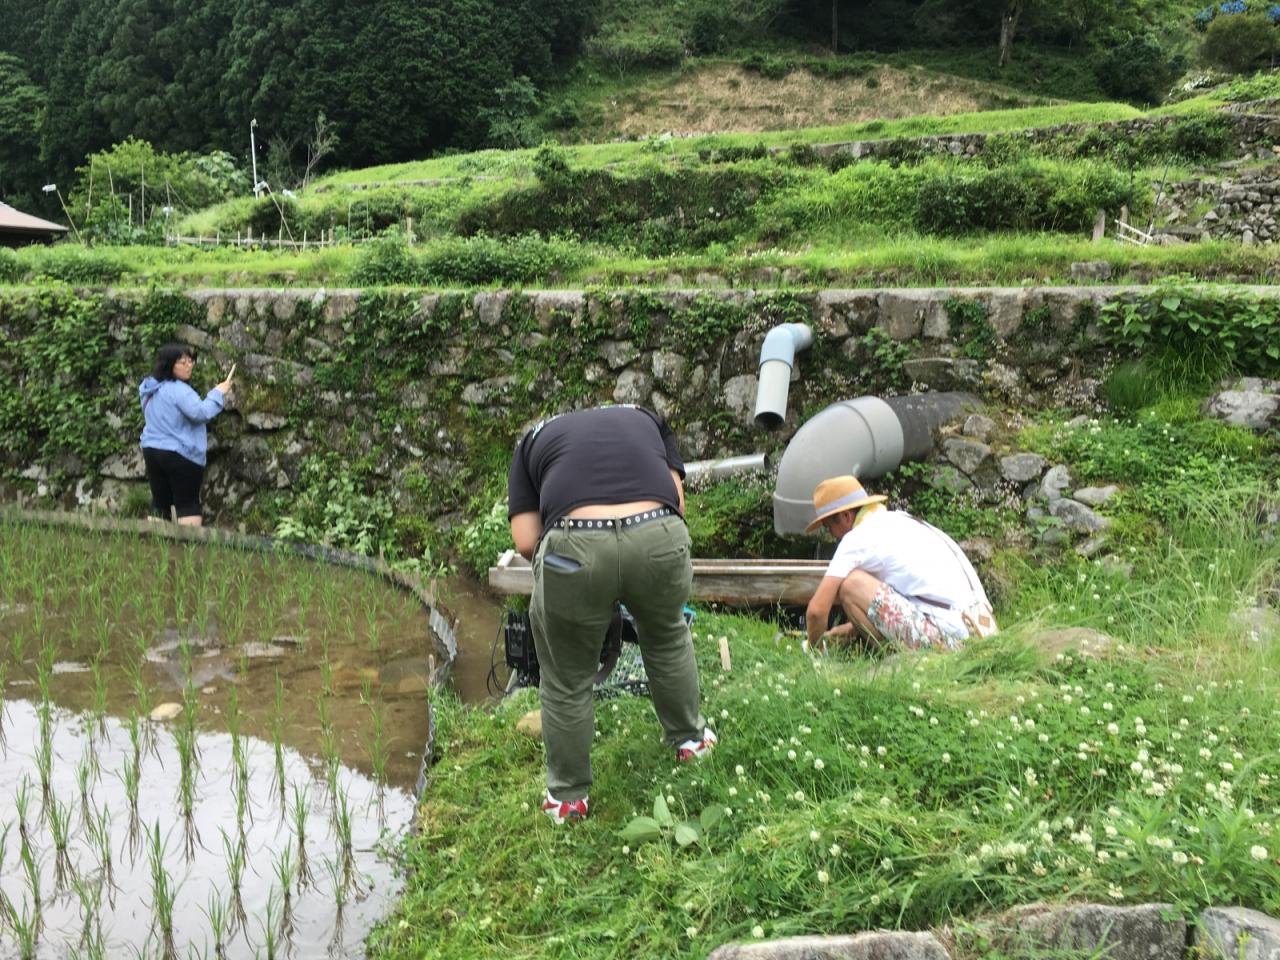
top-left (867, 584), bottom-right (966, 652)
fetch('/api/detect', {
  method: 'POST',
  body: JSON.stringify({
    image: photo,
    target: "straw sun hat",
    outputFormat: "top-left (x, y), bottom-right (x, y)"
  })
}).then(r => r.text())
top-left (803, 476), bottom-right (889, 533)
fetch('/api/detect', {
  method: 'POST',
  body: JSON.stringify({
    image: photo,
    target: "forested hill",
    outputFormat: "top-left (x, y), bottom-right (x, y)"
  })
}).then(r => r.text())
top-left (0, 0), bottom-right (1209, 212)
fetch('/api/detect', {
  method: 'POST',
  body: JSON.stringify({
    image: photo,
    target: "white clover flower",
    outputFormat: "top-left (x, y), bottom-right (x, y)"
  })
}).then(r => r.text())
top-left (870, 894), bottom-right (881, 906)
top-left (622, 846), bottom-right (630, 855)
top-left (728, 787), bottom-right (738, 796)
top-left (1103, 702), bottom-right (1113, 711)
top-left (788, 750), bottom-right (797, 760)
top-left (1130, 761), bottom-right (1144, 775)
top-left (833, 689), bottom-right (841, 697)
top-left (817, 869), bottom-right (829, 884)
top-left (930, 717), bottom-right (938, 726)
top-left (1108, 885), bottom-right (1124, 900)
top-left (1064, 695), bottom-right (1073, 704)
top-left (830, 844), bottom-right (841, 856)
top-left (1025, 719), bottom-right (1036, 730)
top-left (970, 718), bottom-right (980, 728)
top-left (881, 858), bottom-right (893, 870)
top-left (942, 753), bottom-right (951, 763)
top-left (1107, 723), bottom-right (1120, 736)
top-left (1251, 846), bottom-right (1269, 861)
top-left (877, 746), bottom-right (887, 757)
top-left (879, 796), bottom-right (892, 809)
top-left (794, 791), bottom-right (805, 802)
top-left (735, 765), bottom-right (745, 776)
top-left (1184, 695), bottom-right (1194, 703)
top-left (752, 925), bottom-right (765, 938)
top-left (1039, 733), bottom-right (1050, 743)
top-left (814, 759), bottom-right (825, 771)
top-left (1081, 707), bottom-right (1091, 716)
top-left (1222, 762), bottom-right (1235, 773)
top-left (720, 709), bottom-right (729, 718)
top-left (861, 745), bottom-right (870, 755)
top-left (687, 926), bottom-right (699, 938)
top-left (1105, 682), bottom-right (1115, 693)
top-left (1097, 850), bottom-right (1110, 863)
top-left (1172, 851), bottom-right (1189, 865)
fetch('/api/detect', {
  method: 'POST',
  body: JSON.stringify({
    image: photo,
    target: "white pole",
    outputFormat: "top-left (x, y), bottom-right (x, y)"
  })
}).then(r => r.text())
top-left (250, 119), bottom-right (260, 198)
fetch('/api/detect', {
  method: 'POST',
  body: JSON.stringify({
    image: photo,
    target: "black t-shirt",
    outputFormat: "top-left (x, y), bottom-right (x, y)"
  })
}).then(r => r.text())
top-left (507, 406), bottom-right (685, 527)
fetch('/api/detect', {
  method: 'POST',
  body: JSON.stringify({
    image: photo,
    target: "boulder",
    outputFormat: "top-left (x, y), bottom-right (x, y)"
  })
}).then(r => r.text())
top-left (98, 448), bottom-right (147, 480)
top-left (1000, 454), bottom-right (1047, 483)
top-left (1031, 627), bottom-right (1113, 658)
top-left (1049, 498), bottom-right (1111, 533)
top-left (614, 369), bottom-right (654, 405)
top-left (1070, 261), bottom-right (1113, 282)
top-left (652, 351), bottom-right (687, 384)
top-left (245, 411), bottom-right (287, 431)
top-left (1073, 485), bottom-right (1119, 506)
top-left (599, 340), bottom-right (638, 370)
top-left (1011, 903), bottom-right (1185, 960)
top-left (942, 438), bottom-right (992, 476)
top-left (958, 537), bottom-right (995, 563)
top-left (176, 323), bottom-right (214, 349)
top-left (1198, 906), bottom-right (1280, 960)
top-left (902, 358), bottom-right (981, 391)
top-left (228, 436), bottom-right (276, 486)
top-left (1201, 391), bottom-right (1280, 429)
top-left (963, 414), bottom-right (997, 442)
top-left (707, 931), bottom-right (950, 960)
top-left (722, 374), bottom-right (760, 426)
top-left (474, 290), bottom-right (510, 326)
top-left (150, 703), bottom-right (183, 722)
top-left (927, 465), bottom-right (972, 493)
top-left (1040, 464), bottom-right (1073, 501)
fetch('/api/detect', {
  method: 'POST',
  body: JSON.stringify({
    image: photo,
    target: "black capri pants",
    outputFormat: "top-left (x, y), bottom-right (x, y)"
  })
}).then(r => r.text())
top-left (142, 448), bottom-right (205, 519)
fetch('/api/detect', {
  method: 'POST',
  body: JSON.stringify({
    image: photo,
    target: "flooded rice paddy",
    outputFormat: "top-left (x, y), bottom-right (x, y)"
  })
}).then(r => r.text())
top-left (0, 521), bottom-right (501, 958)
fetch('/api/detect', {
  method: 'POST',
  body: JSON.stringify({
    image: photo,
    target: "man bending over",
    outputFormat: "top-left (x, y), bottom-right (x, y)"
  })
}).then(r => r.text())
top-left (804, 476), bottom-right (997, 654)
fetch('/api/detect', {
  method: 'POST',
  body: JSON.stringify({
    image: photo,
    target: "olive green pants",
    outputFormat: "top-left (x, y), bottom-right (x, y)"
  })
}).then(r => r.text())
top-left (531, 514), bottom-right (704, 802)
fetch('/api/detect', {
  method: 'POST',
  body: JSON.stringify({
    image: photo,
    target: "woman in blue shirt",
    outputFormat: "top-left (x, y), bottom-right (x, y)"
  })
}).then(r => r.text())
top-left (139, 344), bottom-right (234, 526)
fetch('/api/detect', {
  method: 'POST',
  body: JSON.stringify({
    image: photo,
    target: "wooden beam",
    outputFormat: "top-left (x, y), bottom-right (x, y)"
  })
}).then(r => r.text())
top-left (489, 554), bottom-right (828, 604)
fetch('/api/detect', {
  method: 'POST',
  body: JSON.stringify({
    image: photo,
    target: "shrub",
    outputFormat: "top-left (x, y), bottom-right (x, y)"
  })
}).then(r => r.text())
top-left (0, 247), bottom-right (20, 282)
top-left (349, 230), bottom-right (419, 285)
top-left (544, 99), bottom-right (582, 130)
top-left (1170, 115), bottom-right (1235, 162)
top-left (916, 167), bottom-right (1037, 234)
top-left (741, 53), bottom-right (792, 79)
top-left (28, 245), bottom-right (131, 283)
top-left (1221, 70), bottom-right (1280, 100)
top-left (416, 233), bottom-right (590, 285)
top-left (1100, 285), bottom-right (1280, 379)
top-left (1094, 35), bottom-right (1184, 104)
top-left (1201, 13), bottom-right (1280, 73)
top-left (454, 498), bottom-right (514, 579)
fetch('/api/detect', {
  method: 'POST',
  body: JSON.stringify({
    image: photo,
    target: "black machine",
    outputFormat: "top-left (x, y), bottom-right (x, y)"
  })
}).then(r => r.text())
top-left (499, 604), bottom-right (694, 700)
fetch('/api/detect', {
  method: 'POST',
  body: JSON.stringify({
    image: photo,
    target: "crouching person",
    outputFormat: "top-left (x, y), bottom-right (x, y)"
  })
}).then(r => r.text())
top-left (508, 405), bottom-right (715, 826)
top-left (804, 476), bottom-right (998, 654)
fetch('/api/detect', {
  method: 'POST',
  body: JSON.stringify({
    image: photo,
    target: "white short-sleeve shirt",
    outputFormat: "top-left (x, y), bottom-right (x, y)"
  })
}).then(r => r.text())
top-left (824, 509), bottom-right (990, 637)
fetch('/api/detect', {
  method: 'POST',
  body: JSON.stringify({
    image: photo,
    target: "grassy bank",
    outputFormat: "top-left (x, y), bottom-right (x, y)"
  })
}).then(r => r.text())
top-left (373, 408), bottom-right (1280, 959)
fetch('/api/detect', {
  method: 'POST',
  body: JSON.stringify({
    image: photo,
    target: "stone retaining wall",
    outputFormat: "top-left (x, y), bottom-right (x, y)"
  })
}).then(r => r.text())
top-left (2, 284), bottom-right (1277, 530)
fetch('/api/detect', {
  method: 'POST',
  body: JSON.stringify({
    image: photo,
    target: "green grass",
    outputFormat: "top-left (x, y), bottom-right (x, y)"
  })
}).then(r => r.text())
top-left (309, 101), bottom-right (1149, 190)
top-left (371, 401), bottom-right (1280, 959)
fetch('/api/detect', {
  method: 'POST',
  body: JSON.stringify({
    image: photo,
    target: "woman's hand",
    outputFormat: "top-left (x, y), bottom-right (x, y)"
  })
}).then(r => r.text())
top-left (215, 363), bottom-right (235, 395)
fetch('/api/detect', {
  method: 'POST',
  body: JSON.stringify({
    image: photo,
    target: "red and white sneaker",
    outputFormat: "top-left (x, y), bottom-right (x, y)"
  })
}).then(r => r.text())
top-left (542, 791), bottom-right (589, 825)
top-left (676, 727), bottom-right (718, 762)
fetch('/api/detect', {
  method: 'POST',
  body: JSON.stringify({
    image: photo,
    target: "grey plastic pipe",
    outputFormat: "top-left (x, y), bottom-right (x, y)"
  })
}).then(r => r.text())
top-left (684, 452), bottom-right (770, 484)
top-left (753, 323), bottom-right (814, 429)
top-left (771, 392), bottom-right (979, 535)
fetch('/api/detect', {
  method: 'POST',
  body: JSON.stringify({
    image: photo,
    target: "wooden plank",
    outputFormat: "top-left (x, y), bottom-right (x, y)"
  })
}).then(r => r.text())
top-left (488, 559), bottom-right (827, 603)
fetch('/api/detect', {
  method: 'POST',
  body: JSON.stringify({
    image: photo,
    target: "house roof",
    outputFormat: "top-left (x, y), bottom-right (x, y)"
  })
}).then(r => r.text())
top-left (0, 202), bottom-right (69, 236)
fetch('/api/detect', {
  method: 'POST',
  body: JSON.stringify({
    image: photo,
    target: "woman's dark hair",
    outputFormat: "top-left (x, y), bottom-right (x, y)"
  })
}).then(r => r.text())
top-left (151, 344), bottom-right (194, 382)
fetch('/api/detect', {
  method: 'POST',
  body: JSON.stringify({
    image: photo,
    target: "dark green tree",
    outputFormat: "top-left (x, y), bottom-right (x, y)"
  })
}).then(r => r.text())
top-left (0, 54), bottom-right (47, 209)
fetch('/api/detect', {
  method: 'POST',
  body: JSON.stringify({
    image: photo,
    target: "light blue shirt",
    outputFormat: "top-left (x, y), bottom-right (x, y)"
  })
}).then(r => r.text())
top-left (138, 377), bottom-right (224, 466)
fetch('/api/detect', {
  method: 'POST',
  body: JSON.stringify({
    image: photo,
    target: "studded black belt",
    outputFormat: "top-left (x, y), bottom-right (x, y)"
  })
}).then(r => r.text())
top-left (561, 506), bottom-right (675, 531)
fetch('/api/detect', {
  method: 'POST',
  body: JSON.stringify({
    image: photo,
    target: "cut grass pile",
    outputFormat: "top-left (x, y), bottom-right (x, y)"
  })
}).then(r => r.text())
top-left (373, 410), bottom-right (1280, 959)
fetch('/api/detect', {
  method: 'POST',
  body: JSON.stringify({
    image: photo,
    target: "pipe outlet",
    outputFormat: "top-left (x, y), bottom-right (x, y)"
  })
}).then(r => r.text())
top-left (753, 323), bottom-right (813, 430)
top-left (771, 392), bottom-right (980, 535)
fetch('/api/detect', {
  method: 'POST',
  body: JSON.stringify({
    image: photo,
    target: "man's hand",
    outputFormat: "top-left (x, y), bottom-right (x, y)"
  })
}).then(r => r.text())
top-left (805, 575), bottom-right (844, 651)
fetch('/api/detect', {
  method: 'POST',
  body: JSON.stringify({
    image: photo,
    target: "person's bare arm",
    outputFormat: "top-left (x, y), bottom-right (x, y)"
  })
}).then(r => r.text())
top-left (805, 576), bottom-right (845, 649)
top-left (510, 511), bottom-right (543, 561)
top-left (670, 469), bottom-right (685, 514)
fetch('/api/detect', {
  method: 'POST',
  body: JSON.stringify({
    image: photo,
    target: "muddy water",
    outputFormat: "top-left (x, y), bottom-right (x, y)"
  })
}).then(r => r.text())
top-left (0, 523), bottom-right (509, 957)
top-left (0, 699), bottom-right (412, 959)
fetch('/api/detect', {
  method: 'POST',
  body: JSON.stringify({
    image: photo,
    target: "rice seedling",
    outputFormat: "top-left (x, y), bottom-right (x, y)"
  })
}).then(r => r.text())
top-left (315, 695), bottom-right (339, 809)
top-left (20, 825), bottom-right (41, 920)
top-left (0, 823), bottom-right (14, 929)
top-left (121, 718), bottom-right (142, 856)
top-left (271, 672), bottom-right (287, 814)
top-left (258, 885), bottom-right (280, 960)
top-left (76, 749), bottom-right (96, 829)
top-left (11, 627), bottom-right (24, 662)
top-left (148, 821), bottom-right (179, 960)
top-left (90, 656), bottom-right (109, 737)
top-left (0, 660), bottom-right (7, 749)
top-left (219, 828), bottom-right (248, 934)
top-left (364, 607), bottom-right (380, 650)
top-left (88, 803), bottom-right (115, 894)
top-left (364, 694), bottom-right (389, 824)
top-left (48, 793), bottom-right (75, 890)
top-left (199, 885), bottom-right (229, 960)
top-left (274, 842), bottom-right (294, 932)
top-left (334, 787), bottom-right (355, 884)
top-left (290, 783), bottom-right (314, 889)
top-left (322, 855), bottom-right (346, 951)
top-left (319, 640), bottom-right (333, 697)
top-left (70, 867), bottom-right (103, 948)
top-left (174, 707), bottom-right (200, 858)
top-left (35, 717), bottom-right (53, 811)
top-left (11, 898), bottom-right (39, 960)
